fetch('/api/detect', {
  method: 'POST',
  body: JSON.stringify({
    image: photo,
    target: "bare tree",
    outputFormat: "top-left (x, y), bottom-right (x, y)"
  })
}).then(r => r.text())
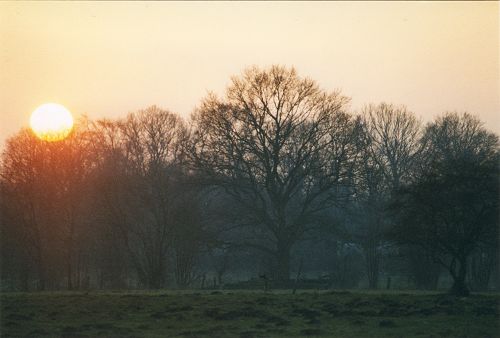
top-left (171, 191), bottom-right (207, 288)
top-left (362, 103), bottom-right (422, 190)
top-left (343, 103), bottom-right (423, 288)
top-left (86, 119), bottom-right (133, 288)
top-left (0, 120), bottom-right (95, 290)
top-left (347, 127), bottom-right (387, 289)
top-left (93, 106), bottom-right (188, 288)
top-left (467, 244), bottom-right (497, 291)
top-left (189, 65), bottom-right (358, 282)
top-left (391, 112), bottom-right (499, 296)
top-left (0, 130), bottom-right (46, 289)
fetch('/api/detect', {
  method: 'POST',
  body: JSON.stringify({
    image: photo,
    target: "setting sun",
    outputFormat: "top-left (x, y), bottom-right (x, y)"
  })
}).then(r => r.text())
top-left (30, 103), bottom-right (74, 141)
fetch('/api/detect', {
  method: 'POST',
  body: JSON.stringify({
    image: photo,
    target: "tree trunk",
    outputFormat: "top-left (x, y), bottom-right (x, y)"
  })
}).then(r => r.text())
top-left (149, 264), bottom-right (164, 289)
top-left (364, 244), bottom-right (379, 289)
top-left (67, 260), bottom-right (73, 290)
top-left (36, 250), bottom-right (46, 291)
top-left (67, 243), bottom-right (73, 290)
top-left (217, 270), bottom-right (224, 286)
top-left (37, 267), bottom-right (46, 291)
top-left (468, 249), bottom-right (495, 291)
top-left (450, 257), bottom-right (469, 296)
top-left (20, 268), bottom-right (29, 291)
top-left (275, 242), bottom-right (291, 285)
top-left (367, 267), bottom-right (379, 289)
top-left (409, 247), bottom-right (440, 290)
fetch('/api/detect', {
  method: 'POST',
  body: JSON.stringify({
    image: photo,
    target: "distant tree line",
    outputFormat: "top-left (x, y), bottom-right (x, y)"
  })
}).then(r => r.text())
top-left (1, 66), bottom-right (498, 296)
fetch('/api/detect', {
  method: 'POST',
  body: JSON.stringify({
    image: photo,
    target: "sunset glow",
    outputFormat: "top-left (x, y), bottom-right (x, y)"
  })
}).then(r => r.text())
top-left (0, 2), bottom-right (498, 148)
top-left (30, 103), bottom-right (74, 141)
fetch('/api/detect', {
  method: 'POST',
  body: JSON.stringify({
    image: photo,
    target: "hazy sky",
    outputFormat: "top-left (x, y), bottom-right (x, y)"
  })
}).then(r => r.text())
top-left (1, 1), bottom-right (498, 147)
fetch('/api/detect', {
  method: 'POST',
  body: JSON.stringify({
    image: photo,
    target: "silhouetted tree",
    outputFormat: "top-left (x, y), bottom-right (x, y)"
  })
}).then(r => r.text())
top-left (171, 191), bottom-right (207, 288)
top-left (362, 103), bottom-right (422, 190)
top-left (93, 106), bottom-right (188, 288)
top-left (348, 103), bottom-right (423, 289)
top-left (0, 120), bottom-right (95, 290)
top-left (391, 113), bottom-right (499, 296)
top-left (190, 66), bottom-right (358, 282)
top-left (405, 246), bottom-right (441, 290)
top-left (86, 119), bottom-right (132, 288)
top-left (467, 244), bottom-right (497, 291)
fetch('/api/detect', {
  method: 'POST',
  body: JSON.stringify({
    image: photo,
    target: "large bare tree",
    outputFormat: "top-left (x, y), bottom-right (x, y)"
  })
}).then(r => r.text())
top-left (190, 65), bottom-right (359, 282)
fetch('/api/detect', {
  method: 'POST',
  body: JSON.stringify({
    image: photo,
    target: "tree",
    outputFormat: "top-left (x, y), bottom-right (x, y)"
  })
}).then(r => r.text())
top-left (171, 190), bottom-right (207, 288)
top-left (0, 130), bottom-right (45, 289)
top-left (347, 103), bottom-right (423, 289)
top-left (190, 65), bottom-right (358, 282)
top-left (391, 112), bottom-right (499, 296)
top-left (93, 106), bottom-right (188, 288)
top-left (0, 119), bottom-right (95, 290)
top-left (362, 103), bottom-right (422, 190)
top-left (347, 127), bottom-right (387, 289)
top-left (85, 119), bottom-right (133, 289)
top-left (467, 243), bottom-right (497, 291)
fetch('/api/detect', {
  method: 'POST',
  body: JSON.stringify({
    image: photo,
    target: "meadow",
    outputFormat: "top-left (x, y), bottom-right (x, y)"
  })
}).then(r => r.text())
top-left (1, 290), bottom-right (498, 337)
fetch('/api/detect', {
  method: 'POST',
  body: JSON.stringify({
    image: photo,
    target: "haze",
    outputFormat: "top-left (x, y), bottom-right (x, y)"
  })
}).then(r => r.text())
top-left (0, 1), bottom-right (498, 147)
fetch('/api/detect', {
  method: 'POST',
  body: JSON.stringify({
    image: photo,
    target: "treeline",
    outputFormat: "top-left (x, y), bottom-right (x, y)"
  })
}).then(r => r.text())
top-left (1, 66), bottom-right (498, 296)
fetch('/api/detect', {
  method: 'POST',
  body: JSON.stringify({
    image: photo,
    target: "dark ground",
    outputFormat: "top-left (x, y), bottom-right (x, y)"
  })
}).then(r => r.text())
top-left (1, 290), bottom-right (498, 337)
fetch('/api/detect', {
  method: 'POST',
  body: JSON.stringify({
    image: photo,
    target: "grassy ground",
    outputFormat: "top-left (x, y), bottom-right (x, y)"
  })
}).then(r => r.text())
top-left (1, 290), bottom-right (498, 337)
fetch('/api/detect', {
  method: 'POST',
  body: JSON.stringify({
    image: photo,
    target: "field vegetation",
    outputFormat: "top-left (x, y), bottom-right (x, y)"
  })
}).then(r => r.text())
top-left (1, 290), bottom-right (498, 337)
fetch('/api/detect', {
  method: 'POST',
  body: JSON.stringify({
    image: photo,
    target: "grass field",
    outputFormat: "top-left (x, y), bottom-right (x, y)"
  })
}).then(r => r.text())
top-left (1, 290), bottom-right (498, 337)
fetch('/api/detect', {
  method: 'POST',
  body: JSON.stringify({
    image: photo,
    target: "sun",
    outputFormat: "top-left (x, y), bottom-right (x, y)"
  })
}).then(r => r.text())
top-left (30, 103), bottom-right (74, 142)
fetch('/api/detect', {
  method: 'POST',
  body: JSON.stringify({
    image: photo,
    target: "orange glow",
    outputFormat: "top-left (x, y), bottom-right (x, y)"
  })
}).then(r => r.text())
top-left (30, 103), bottom-right (74, 141)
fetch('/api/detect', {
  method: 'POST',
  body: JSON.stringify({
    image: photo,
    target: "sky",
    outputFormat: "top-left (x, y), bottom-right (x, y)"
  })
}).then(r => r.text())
top-left (1, 1), bottom-right (498, 147)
